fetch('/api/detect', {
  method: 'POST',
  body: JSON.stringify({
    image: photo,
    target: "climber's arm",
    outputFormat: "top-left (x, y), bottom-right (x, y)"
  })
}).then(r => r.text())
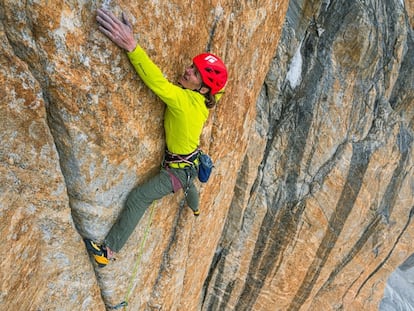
top-left (126, 46), bottom-right (182, 103)
top-left (96, 8), bottom-right (182, 107)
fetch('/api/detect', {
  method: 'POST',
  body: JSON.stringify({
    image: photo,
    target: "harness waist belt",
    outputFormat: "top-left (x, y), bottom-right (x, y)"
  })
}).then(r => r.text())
top-left (168, 158), bottom-right (199, 169)
top-left (164, 149), bottom-right (200, 169)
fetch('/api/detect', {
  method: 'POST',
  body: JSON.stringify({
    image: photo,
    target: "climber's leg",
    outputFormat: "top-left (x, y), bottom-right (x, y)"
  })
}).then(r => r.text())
top-left (104, 169), bottom-right (173, 253)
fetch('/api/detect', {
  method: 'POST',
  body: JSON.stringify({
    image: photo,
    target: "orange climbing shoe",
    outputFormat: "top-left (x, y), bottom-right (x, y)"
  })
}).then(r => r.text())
top-left (84, 239), bottom-right (109, 267)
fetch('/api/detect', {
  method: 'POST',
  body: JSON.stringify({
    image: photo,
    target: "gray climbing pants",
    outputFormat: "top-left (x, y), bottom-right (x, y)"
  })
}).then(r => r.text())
top-left (104, 166), bottom-right (198, 252)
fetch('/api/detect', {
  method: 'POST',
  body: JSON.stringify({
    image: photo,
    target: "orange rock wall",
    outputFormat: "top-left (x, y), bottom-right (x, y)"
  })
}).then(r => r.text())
top-left (203, 1), bottom-right (414, 310)
top-left (1, 0), bottom-right (289, 310)
top-left (1, 0), bottom-right (413, 310)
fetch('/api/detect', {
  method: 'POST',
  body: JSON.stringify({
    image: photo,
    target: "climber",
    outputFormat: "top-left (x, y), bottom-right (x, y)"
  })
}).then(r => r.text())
top-left (84, 8), bottom-right (228, 267)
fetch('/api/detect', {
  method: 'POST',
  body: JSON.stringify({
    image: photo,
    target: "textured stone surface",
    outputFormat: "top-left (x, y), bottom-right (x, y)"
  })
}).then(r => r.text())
top-left (203, 0), bottom-right (414, 310)
top-left (0, 20), bottom-right (103, 310)
top-left (1, 0), bottom-right (413, 310)
top-left (407, 0), bottom-right (414, 27)
top-left (1, 0), bottom-right (289, 309)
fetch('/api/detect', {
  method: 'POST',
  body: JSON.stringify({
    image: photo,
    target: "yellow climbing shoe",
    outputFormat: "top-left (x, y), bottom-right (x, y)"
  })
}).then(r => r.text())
top-left (84, 239), bottom-right (109, 267)
top-left (193, 209), bottom-right (200, 216)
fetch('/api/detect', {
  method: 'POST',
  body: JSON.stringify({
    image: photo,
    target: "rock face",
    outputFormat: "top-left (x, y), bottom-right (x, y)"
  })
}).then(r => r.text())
top-left (1, 0), bottom-right (288, 310)
top-left (0, 15), bottom-right (104, 310)
top-left (0, 0), bottom-right (413, 311)
top-left (203, 0), bottom-right (414, 310)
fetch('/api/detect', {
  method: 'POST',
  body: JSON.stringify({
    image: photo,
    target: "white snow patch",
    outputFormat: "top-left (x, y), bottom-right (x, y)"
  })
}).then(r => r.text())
top-left (380, 266), bottom-right (414, 310)
top-left (286, 45), bottom-right (303, 89)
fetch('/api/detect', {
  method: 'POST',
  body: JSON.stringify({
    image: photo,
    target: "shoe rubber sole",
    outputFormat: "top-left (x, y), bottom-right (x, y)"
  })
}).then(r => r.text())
top-left (84, 239), bottom-right (109, 267)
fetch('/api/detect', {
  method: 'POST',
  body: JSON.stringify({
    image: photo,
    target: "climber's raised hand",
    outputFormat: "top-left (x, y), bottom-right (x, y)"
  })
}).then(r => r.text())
top-left (96, 8), bottom-right (137, 52)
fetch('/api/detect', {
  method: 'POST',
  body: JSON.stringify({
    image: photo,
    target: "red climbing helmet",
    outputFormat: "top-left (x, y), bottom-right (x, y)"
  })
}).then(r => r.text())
top-left (193, 53), bottom-right (228, 95)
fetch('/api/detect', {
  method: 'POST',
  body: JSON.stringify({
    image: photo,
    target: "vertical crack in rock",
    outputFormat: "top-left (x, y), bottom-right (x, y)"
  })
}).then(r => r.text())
top-left (203, 2), bottom-right (327, 308)
top-left (0, 3), bottom-right (114, 308)
top-left (380, 126), bottom-right (413, 222)
top-left (231, 31), bottom-right (324, 311)
top-left (316, 124), bottom-right (413, 297)
top-left (356, 206), bottom-right (414, 297)
top-left (201, 246), bottom-right (226, 310)
top-left (203, 0), bottom-right (413, 309)
top-left (148, 200), bottom-right (185, 309)
top-left (201, 149), bottom-right (259, 310)
top-left (0, 4), bottom-right (69, 196)
top-left (236, 201), bottom-right (307, 311)
top-left (315, 215), bottom-right (382, 297)
top-left (205, 5), bottom-right (223, 53)
top-left (288, 140), bottom-right (373, 310)
top-left (0, 1), bottom-right (76, 215)
top-left (0, 2), bottom-right (109, 309)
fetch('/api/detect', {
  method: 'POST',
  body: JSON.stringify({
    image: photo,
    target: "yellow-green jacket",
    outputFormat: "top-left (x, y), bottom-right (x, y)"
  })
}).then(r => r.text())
top-left (127, 45), bottom-right (209, 155)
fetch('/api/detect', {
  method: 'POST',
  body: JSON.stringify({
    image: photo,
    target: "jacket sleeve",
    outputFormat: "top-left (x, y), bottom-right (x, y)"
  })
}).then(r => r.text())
top-left (126, 45), bottom-right (183, 109)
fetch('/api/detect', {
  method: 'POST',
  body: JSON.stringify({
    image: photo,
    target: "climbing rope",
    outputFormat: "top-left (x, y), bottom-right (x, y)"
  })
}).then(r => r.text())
top-left (106, 201), bottom-right (157, 310)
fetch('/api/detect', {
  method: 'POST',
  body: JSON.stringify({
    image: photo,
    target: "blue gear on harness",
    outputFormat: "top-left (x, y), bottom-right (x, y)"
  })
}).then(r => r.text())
top-left (197, 152), bottom-right (213, 183)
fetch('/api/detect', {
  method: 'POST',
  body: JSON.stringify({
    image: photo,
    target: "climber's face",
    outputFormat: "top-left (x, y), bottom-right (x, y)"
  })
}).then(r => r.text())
top-left (178, 64), bottom-right (203, 91)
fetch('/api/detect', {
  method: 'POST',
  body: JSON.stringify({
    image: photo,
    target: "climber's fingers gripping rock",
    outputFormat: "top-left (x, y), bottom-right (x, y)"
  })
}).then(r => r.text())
top-left (96, 8), bottom-right (137, 52)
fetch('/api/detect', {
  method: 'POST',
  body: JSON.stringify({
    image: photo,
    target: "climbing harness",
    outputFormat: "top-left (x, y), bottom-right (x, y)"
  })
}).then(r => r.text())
top-left (106, 201), bottom-right (156, 310)
top-left (163, 149), bottom-right (200, 196)
top-left (163, 149), bottom-right (200, 168)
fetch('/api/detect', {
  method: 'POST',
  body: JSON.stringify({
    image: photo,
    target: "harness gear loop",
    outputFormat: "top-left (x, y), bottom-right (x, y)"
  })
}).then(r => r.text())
top-left (183, 170), bottom-right (192, 197)
top-left (163, 148), bottom-right (200, 168)
top-left (163, 149), bottom-right (200, 196)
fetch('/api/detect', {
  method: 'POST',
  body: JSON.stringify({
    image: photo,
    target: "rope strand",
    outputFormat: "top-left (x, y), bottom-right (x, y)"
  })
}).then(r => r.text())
top-left (107, 201), bottom-right (156, 310)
